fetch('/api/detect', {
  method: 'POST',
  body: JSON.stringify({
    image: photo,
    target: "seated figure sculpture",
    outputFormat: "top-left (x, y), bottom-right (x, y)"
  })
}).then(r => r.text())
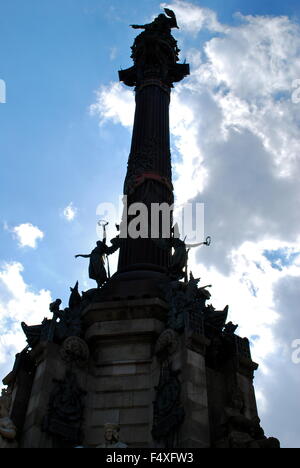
top-left (97, 423), bottom-right (127, 448)
top-left (0, 389), bottom-right (17, 446)
top-left (216, 388), bottom-right (280, 448)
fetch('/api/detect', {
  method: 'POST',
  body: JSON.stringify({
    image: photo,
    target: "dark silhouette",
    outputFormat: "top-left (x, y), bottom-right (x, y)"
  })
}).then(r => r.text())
top-left (75, 239), bottom-right (120, 288)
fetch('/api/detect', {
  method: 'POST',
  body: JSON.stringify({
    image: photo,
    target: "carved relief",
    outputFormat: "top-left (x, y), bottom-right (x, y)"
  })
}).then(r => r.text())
top-left (155, 329), bottom-right (180, 360)
top-left (152, 362), bottom-right (185, 448)
top-left (43, 371), bottom-right (86, 447)
top-left (60, 337), bottom-right (90, 368)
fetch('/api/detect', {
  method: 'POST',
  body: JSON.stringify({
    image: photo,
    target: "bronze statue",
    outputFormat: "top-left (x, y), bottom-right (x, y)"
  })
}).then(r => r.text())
top-left (169, 237), bottom-right (188, 280)
top-left (154, 236), bottom-right (187, 280)
top-left (75, 238), bottom-right (120, 288)
top-left (131, 8), bottom-right (179, 32)
top-left (0, 389), bottom-right (16, 443)
top-left (127, 8), bottom-right (183, 86)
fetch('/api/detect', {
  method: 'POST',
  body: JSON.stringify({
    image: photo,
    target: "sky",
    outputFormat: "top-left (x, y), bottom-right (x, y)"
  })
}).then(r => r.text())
top-left (0, 0), bottom-right (300, 448)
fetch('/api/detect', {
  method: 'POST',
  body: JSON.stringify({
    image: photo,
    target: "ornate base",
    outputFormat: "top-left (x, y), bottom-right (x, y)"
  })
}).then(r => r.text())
top-left (2, 295), bottom-right (279, 448)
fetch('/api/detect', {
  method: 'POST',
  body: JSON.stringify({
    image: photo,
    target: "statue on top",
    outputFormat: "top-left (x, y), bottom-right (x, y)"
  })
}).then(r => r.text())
top-left (119, 8), bottom-right (189, 87)
top-left (129, 9), bottom-right (181, 85)
top-left (131, 8), bottom-right (179, 32)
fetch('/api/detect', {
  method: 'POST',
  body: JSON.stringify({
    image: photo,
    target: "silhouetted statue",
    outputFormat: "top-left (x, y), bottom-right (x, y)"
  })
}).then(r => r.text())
top-left (169, 237), bottom-right (188, 280)
top-left (204, 304), bottom-right (229, 331)
top-left (75, 238), bottom-right (120, 288)
top-left (224, 321), bottom-right (239, 335)
top-left (154, 234), bottom-right (188, 280)
top-left (47, 298), bottom-right (63, 341)
top-left (131, 8), bottom-right (179, 32)
top-left (127, 8), bottom-right (184, 86)
top-left (68, 281), bottom-right (81, 310)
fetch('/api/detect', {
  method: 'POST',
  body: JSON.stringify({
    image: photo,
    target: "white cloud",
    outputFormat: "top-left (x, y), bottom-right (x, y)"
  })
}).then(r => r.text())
top-left (189, 239), bottom-right (300, 364)
top-left (12, 223), bottom-right (44, 249)
top-left (90, 82), bottom-right (134, 129)
top-left (0, 262), bottom-right (52, 378)
top-left (62, 202), bottom-right (77, 222)
top-left (161, 0), bottom-right (226, 34)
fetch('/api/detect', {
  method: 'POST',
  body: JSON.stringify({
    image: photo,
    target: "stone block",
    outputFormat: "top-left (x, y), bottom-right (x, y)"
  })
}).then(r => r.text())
top-left (91, 408), bottom-right (120, 426)
top-left (184, 366), bottom-right (207, 387)
top-left (178, 438), bottom-right (209, 449)
top-left (94, 373), bottom-right (150, 392)
top-left (82, 298), bottom-right (167, 328)
top-left (119, 406), bottom-right (150, 425)
top-left (90, 391), bottom-right (134, 409)
top-left (184, 381), bottom-right (208, 407)
top-left (88, 389), bottom-right (151, 410)
top-left (180, 417), bottom-right (210, 447)
top-left (86, 318), bottom-right (163, 340)
top-left (186, 348), bottom-right (206, 371)
top-left (133, 390), bottom-right (151, 407)
top-left (20, 426), bottom-right (46, 449)
top-left (25, 393), bottom-right (40, 418)
top-left (94, 341), bottom-right (152, 362)
top-left (237, 372), bottom-right (259, 418)
top-left (120, 424), bottom-right (150, 445)
top-left (94, 361), bottom-right (150, 377)
top-left (34, 360), bottom-right (46, 381)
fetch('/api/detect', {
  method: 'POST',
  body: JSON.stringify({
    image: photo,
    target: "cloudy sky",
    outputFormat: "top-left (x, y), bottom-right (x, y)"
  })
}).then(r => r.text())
top-left (1, 0), bottom-right (300, 448)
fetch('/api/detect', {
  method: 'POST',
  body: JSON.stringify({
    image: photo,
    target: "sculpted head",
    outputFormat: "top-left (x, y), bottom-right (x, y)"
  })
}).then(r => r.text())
top-left (104, 423), bottom-right (120, 443)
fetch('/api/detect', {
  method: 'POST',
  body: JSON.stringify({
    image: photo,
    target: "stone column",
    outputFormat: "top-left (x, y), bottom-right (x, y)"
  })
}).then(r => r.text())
top-left (116, 17), bottom-right (189, 274)
top-left (117, 81), bottom-right (174, 273)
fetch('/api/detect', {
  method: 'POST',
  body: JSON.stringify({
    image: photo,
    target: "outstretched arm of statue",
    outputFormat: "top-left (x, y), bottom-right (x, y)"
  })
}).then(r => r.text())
top-left (75, 254), bottom-right (91, 259)
top-left (130, 24), bottom-right (147, 29)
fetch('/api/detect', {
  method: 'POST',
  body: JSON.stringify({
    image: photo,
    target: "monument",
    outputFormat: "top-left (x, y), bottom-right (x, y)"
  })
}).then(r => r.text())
top-left (1, 9), bottom-right (279, 449)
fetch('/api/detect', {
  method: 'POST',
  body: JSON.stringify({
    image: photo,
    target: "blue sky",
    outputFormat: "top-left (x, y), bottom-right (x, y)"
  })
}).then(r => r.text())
top-left (1, 0), bottom-right (300, 448)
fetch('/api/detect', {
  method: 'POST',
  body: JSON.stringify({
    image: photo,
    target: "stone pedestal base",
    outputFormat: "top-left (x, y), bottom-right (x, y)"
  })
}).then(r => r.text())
top-left (3, 296), bottom-right (277, 449)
